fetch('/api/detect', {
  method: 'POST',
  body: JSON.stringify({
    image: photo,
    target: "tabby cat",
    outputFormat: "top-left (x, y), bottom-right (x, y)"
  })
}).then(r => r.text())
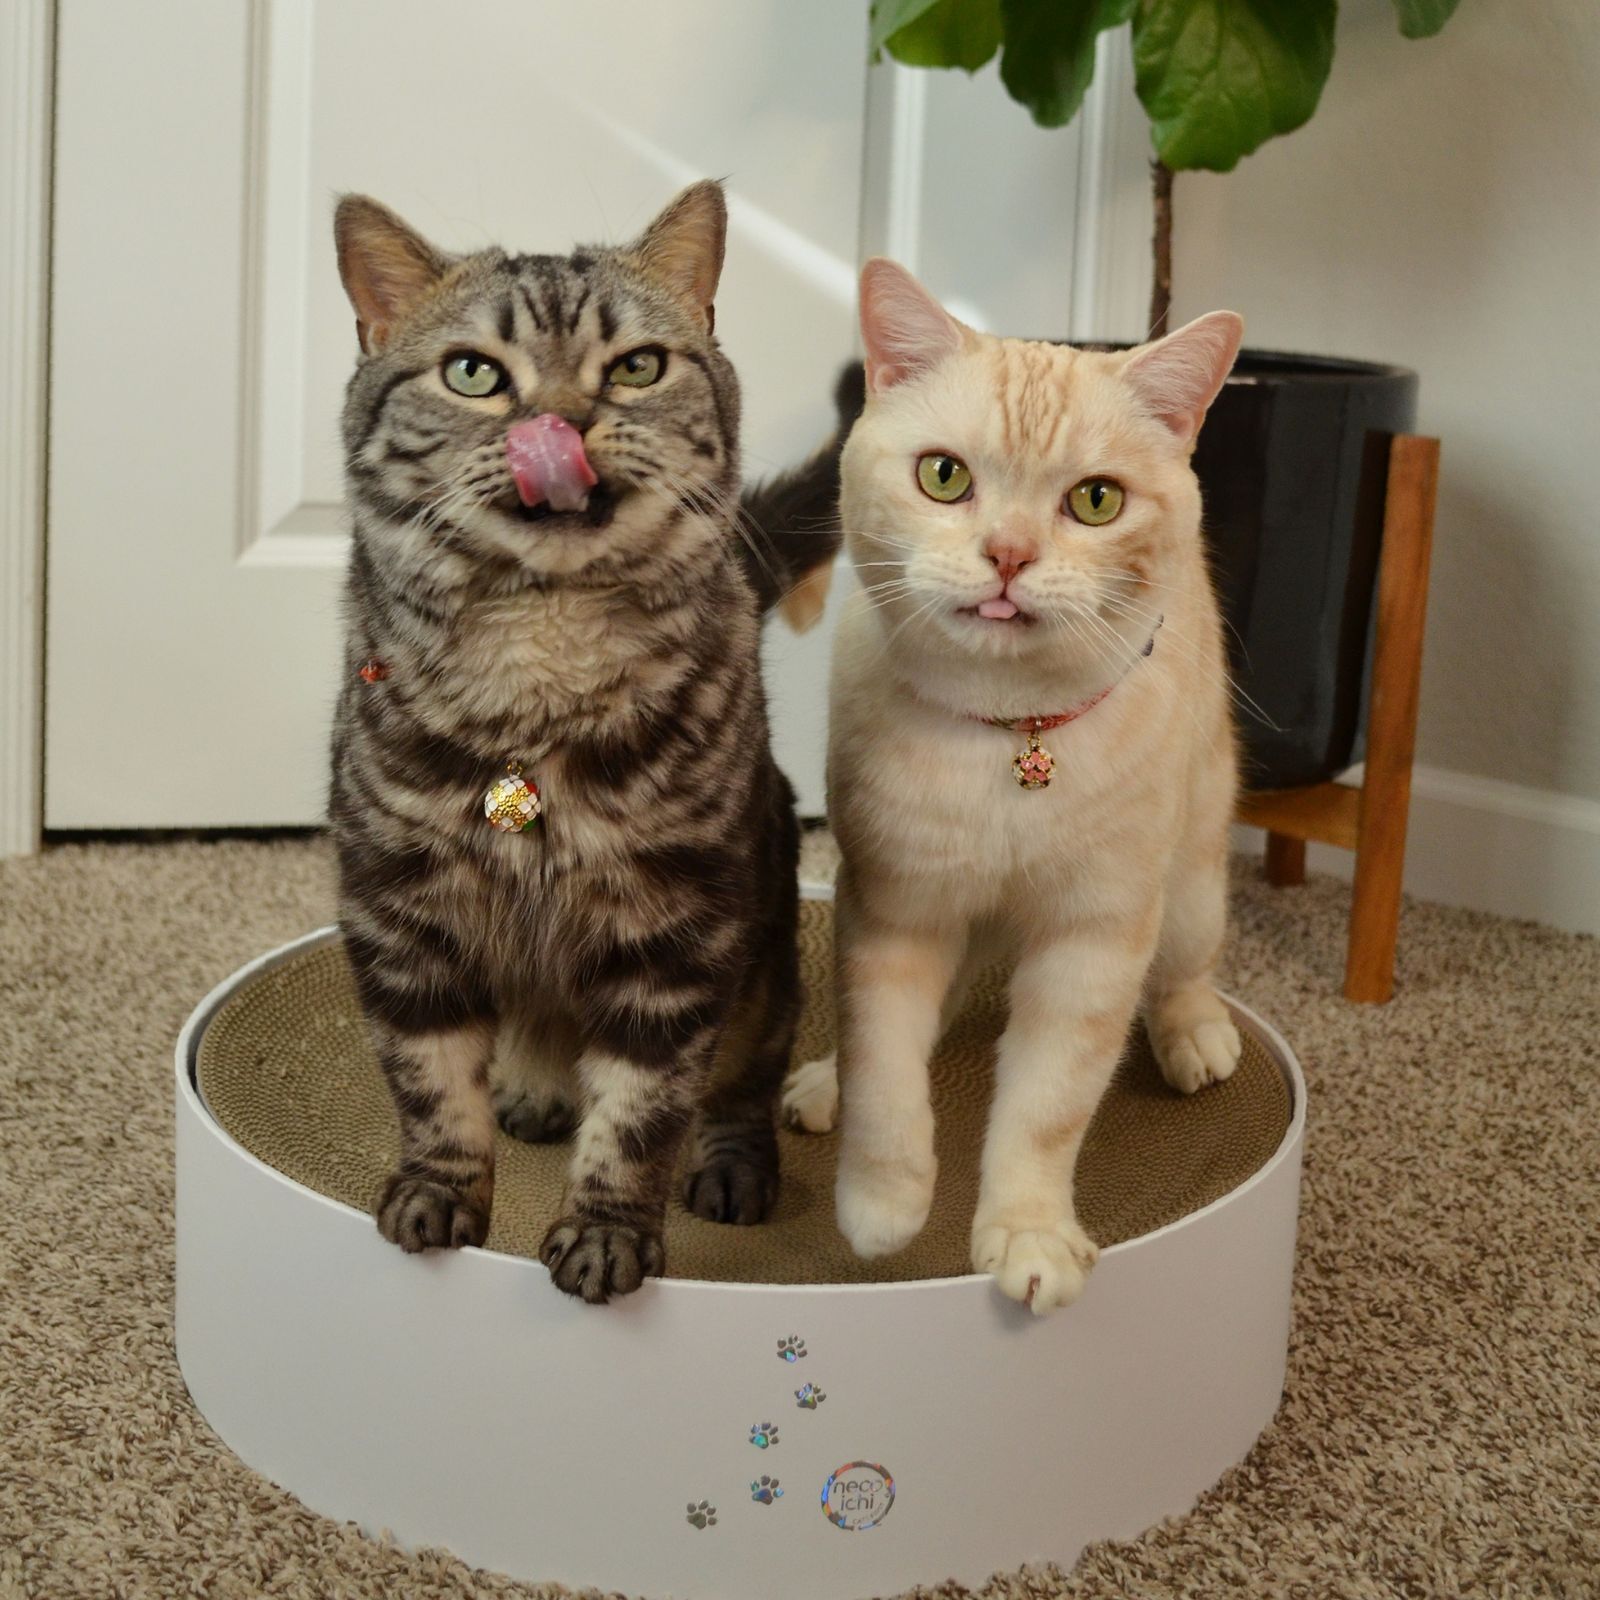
top-left (782, 259), bottom-right (1245, 1313)
top-left (330, 181), bottom-right (846, 1302)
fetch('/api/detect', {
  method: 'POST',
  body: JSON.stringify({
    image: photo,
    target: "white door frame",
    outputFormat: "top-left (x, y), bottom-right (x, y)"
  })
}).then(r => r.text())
top-left (1, 0), bottom-right (53, 858)
top-left (861, 36), bottom-right (1151, 343)
top-left (4, 12), bottom-right (1150, 855)
top-left (1069, 28), bottom-right (1157, 343)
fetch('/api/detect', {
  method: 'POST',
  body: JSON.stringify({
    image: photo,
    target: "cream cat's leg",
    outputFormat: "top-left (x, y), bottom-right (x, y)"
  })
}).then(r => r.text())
top-left (832, 901), bottom-right (966, 1257)
top-left (782, 932), bottom-right (985, 1135)
top-left (1144, 842), bottom-right (1242, 1095)
top-left (971, 925), bottom-right (1154, 1314)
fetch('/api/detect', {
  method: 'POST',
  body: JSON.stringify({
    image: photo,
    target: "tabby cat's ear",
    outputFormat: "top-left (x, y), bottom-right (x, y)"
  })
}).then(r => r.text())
top-left (1121, 311), bottom-right (1244, 448)
top-left (334, 196), bottom-right (453, 354)
top-left (858, 258), bottom-right (967, 394)
top-left (630, 180), bottom-right (726, 329)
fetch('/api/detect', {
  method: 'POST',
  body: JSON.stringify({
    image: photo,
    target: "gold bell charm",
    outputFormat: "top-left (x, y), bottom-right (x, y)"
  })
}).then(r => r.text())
top-left (484, 761), bottom-right (541, 832)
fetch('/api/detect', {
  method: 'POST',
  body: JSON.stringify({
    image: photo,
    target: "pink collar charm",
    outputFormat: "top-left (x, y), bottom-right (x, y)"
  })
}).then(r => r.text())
top-left (1011, 728), bottom-right (1057, 789)
top-left (484, 761), bottom-right (542, 832)
top-left (981, 694), bottom-right (1114, 789)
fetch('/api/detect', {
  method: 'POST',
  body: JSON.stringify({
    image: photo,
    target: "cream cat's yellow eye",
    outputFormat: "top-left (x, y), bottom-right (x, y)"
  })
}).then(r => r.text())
top-left (607, 347), bottom-right (665, 388)
top-left (442, 352), bottom-right (507, 398)
top-left (1066, 478), bottom-right (1124, 526)
top-left (916, 453), bottom-right (972, 503)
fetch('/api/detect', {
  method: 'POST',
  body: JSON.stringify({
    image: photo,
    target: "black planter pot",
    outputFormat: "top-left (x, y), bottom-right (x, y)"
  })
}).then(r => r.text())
top-left (1195, 351), bottom-right (1419, 791)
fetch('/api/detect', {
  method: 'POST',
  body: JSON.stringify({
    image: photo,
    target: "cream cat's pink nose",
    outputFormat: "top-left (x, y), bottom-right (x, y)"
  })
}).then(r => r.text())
top-left (983, 538), bottom-right (1037, 587)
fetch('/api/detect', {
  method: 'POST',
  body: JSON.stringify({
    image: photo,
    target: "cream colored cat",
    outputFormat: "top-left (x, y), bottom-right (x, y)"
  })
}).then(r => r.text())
top-left (783, 259), bottom-right (1245, 1314)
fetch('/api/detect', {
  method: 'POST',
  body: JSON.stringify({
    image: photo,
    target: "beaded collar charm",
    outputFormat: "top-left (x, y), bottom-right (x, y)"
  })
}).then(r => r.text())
top-left (483, 761), bottom-right (542, 832)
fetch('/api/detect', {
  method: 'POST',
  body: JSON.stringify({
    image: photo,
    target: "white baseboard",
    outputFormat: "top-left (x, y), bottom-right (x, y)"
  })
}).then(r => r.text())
top-left (1237, 764), bottom-right (1600, 938)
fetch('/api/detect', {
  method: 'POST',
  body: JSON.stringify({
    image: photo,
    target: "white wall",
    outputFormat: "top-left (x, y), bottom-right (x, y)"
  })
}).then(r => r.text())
top-left (1176, 0), bottom-right (1600, 932)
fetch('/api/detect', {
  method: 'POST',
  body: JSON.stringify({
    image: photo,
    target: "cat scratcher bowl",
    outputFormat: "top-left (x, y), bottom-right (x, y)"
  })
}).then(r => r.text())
top-left (174, 887), bottom-right (1304, 1600)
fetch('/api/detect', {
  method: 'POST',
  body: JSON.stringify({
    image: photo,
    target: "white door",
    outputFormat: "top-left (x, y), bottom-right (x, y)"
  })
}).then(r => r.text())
top-left (46, 1), bottom-right (1142, 828)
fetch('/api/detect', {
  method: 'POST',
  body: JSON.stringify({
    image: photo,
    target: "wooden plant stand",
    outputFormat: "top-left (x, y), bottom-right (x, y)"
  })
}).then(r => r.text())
top-left (1236, 435), bottom-right (1441, 1004)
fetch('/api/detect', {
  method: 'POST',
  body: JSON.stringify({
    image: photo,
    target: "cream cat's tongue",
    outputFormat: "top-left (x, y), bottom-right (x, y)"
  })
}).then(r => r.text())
top-left (978, 597), bottom-right (1020, 620)
top-left (506, 415), bottom-right (598, 513)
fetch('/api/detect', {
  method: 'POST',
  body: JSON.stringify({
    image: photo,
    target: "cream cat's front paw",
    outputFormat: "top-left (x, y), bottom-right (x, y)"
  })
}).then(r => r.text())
top-left (971, 1216), bottom-right (1099, 1315)
top-left (1149, 985), bottom-right (1242, 1095)
top-left (781, 1053), bottom-right (839, 1133)
top-left (835, 1147), bottom-right (934, 1258)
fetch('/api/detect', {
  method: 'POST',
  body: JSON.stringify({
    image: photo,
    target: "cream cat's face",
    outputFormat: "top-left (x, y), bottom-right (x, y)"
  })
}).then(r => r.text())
top-left (842, 259), bottom-right (1241, 667)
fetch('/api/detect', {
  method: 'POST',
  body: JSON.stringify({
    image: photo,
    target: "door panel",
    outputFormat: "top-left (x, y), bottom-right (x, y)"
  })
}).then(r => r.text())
top-left (47, 0), bottom-right (870, 826)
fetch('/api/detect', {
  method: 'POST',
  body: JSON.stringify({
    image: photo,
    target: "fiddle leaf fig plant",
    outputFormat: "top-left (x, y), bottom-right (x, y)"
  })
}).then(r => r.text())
top-left (869, 0), bottom-right (1463, 329)
top-left (871, 0), bottom-right (1461, 171)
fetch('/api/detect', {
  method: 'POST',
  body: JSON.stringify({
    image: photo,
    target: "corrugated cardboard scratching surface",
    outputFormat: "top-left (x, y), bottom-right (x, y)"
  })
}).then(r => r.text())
top-left (196, 898), bottom-right (1291, 1285)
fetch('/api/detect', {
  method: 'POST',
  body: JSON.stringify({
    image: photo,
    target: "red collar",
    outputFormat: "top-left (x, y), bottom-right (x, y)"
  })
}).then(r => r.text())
top-left (975, 616), bottom-right (1161, 735)
top-left (978, 686), bottom-right (1114, 735)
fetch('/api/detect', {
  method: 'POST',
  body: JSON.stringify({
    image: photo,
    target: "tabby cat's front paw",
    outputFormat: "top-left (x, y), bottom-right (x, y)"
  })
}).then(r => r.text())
top-left (971, 1216), bottom-right (1099, 1315)
top-left (1149, 985), bottom-right (1242, 1095)
top-left (684, 1155), bottom-right (778, 1226)
top-left (376, 1172), bottom-right (490, 1253)
top-left (540, 1216), bottom-right (664, 1304)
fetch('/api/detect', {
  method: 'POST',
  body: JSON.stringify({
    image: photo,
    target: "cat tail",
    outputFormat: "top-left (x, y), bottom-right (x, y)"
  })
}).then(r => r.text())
top-left (738, 362), bottom-right (866, 631)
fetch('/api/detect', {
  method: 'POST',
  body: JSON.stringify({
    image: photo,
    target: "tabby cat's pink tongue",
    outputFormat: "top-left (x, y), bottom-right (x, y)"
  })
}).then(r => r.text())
top-left (506, 415), bottom-right (598, 513)
top-left (978, 597), bottom-right (1021, 620)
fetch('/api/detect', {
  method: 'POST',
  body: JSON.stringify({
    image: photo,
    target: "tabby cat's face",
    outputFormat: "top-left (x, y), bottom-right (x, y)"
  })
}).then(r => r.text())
top-left (336, 183), bottom-right (738, 582)
top-left (843, 259), bottom-right (1241, 668)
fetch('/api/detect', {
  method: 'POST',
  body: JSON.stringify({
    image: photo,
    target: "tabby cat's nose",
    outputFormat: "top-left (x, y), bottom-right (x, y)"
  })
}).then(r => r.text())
top-left (506, 414), bottom-right (598, 513)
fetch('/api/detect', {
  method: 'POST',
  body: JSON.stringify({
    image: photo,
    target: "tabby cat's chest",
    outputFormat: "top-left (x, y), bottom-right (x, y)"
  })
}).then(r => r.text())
top-left (436, 588), bottom-right (682, 728)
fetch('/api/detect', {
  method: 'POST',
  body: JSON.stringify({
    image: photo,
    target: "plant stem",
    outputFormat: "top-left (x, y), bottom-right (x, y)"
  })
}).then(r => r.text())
top-left (1149, 159), bottom-right (1173, 339)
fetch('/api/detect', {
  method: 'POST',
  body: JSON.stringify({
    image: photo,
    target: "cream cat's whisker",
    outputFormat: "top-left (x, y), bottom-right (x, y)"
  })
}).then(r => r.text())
top-left (883, 592), bottom-right (950, 648)
top-left (1096, 596), bottom-right (1278, 731)
top-left (860, 585), bottom-right (920, 612)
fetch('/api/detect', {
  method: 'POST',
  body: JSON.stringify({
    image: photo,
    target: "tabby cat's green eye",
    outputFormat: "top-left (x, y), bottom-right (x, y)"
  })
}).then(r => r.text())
top-left (916, 453), bottom-right (972, 503)
top-left (607, 347), bottom-right (665, 388)
top-left (1066, 478), bottom-right (1124, 526)
top-left (442, 352), bottom-right (508, 398)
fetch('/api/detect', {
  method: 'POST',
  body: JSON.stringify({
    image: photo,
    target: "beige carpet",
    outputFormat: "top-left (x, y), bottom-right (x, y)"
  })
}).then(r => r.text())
top-left (1, 835), bottom-right (1596, 1599)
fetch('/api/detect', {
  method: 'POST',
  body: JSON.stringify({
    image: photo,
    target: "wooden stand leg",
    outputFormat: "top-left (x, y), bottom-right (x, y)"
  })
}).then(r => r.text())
top-left (1264, 832), bottom-right (1306, 887)
top-left (1344, 436), bottom-right (1439, 1003)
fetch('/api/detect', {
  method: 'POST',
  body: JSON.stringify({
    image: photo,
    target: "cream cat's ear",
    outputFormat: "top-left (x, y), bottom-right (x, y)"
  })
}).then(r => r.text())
top-left (630, 180), bottom-right (726, 329)
top-left (1122, 312), bottom-right (1245, 448)
top-left (858, 258), bottom-right (968, 393)
top-left (334, 196), bottom-right (453, 355)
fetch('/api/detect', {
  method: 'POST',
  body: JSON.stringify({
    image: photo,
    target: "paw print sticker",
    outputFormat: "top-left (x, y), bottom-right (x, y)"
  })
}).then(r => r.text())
top-left (776, 1335), bottom-right (807, 1362)
top-left (749, 1421), bottom-right (780, 1449)
top-left (686, 1500), bottom-right (717, 1529)
top-left (751, 1475), bottom-right (783, 1505)
top-left (795, 1383), bottom-right (826, 1410)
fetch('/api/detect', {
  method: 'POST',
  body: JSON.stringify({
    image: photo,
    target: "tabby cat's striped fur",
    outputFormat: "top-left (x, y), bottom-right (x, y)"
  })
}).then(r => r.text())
top-left (329, 182), bottom-right (843, 1302)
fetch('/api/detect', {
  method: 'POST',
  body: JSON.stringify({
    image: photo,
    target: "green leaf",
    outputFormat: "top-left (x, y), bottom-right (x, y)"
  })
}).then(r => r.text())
top-left (879, 0), bottom-right (1003, 71)
top-left (1133, 0), bottom-right (1337, 172)
top-left (1391, 0), bottom-right (1461, 39)
top-left (998, 0), bottom-right (1136, 127)
top-left (870, 0), bottom-right (942, 56)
